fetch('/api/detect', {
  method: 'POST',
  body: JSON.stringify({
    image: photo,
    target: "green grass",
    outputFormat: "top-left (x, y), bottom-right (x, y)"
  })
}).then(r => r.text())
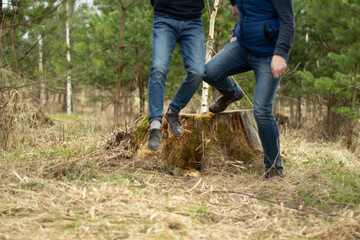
top-left (21, 182), bottom-right (45, 192)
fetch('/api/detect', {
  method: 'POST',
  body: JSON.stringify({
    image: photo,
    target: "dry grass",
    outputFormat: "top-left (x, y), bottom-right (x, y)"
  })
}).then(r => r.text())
top-left (0, 110), bottom-right (360, 239)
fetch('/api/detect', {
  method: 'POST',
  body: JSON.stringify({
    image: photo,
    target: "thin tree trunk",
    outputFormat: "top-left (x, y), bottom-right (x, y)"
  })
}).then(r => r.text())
top-left (11, 28), bottom-right (18, 72)
top-left (38, 34), bottom-right (46, 106)
top-left (66, 1), bottom-right (72, 115)
top-left (114, 80), bottom-right (121, 125)
top-left (296, 96), bottom-right (301, 128)
top-left (140, 75), bottom-right (145, 114)
top-left (134, 44), bottom-right (145, 115)
top-left (212, 11), bottom-right (224, 100)
top-left (135, 64), bottom-right (144, 115)
top-left (0, 0), bottom-right (3, 26)
top-left (128, 91), bottom-right (133, 124)
top-left (296, 77), bottom-right (302, 128)
top-left (101, 88), bottom-right (105, 111)
top-left (312, 101), bottom-right (316, 126)
top-left (352, 63), bottom-right (358, 113)
top-left (215, 13), bottom-right (223, 53)
top-left (113, 0), bottom-right (137, 125)
top-left (201, 0), bottom-right (222, 113)
top-left (290, 100), bottom-right (294, 127)
top-left (326, 95), bottom-right (331, 133)
top-left (38, 1), bottom-right (46, 107)
top-left (347, 63), bottom-right (358, 149)
top-left (114, 5), bottom-right (127, 126)
top-left (123, 91), bottom-right (129, 125)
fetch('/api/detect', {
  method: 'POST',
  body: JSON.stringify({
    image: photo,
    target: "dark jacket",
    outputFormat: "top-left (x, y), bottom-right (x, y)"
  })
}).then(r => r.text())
top-left (233, 0), bottom-right (295, 58)
top-left (151, 0), bottom-right (204, 20)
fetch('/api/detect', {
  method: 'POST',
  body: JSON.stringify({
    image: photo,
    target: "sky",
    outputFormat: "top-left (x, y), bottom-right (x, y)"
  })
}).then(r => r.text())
top-left (77, 0), bottom-right (93, 7)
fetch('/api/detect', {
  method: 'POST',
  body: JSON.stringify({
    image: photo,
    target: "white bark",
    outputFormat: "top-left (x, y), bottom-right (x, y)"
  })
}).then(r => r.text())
top-left (38, 0), bottom-right (46, 107)
top-left (66, 1), bottom-right (72, 115)
top-left (201, 0), bottom-right (222, 114)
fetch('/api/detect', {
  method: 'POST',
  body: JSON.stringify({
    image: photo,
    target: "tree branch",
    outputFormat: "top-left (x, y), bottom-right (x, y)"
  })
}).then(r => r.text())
top-left (15, 36), bottom-right (42, 63)
top-left (0, 0), bottom-right (66, 29)
top-left (126, 0), bottom-right (137, 9)
top-left (113, 0), bottom-right (137, 10)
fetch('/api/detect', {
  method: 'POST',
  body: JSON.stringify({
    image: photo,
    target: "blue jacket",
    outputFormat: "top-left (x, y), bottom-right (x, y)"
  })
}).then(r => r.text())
top-left (233, 0), bottom-right (295, 58)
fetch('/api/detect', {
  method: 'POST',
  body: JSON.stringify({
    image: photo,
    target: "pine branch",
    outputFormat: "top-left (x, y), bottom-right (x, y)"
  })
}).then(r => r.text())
top-left (0, 0), bottom-right (66, 29)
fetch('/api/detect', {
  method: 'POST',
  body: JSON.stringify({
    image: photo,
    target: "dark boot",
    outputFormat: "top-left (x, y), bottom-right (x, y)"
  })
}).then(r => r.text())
top-left (264, 168), bottom-right (284, 179)
top-left (209, 91), bottom-right (244, 113)
top-left (165, 108), bottom-right (183, 136)
top-left (147, 129), bottom-right (162, 151)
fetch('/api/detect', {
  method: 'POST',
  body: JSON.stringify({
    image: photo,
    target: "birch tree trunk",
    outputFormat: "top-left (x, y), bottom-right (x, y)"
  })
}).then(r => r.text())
top-left (66, 1), bottom-right (72, 116)
top-left (201, 0), bottom-right (222, 114)
top-left (37, 0), bottom-right (46, 107)
top-left (39, 34), bottom-right (46, 106)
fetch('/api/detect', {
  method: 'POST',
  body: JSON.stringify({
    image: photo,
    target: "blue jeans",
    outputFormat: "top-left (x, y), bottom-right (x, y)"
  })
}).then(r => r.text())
top-left (148, 16), bottom-right (205, 122)
top-left (204, 41), bottom-right (283, 171)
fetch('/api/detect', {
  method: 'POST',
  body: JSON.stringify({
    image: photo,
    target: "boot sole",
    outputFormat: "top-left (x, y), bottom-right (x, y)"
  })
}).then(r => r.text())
top-left (209, 92), bottom-right (244, 114)
top-left (169, 127), bottom-right (183, 137)
top-left (165, 115), bottom-right (183, 137)
top-left (147, 144), bottom-right (162, 151)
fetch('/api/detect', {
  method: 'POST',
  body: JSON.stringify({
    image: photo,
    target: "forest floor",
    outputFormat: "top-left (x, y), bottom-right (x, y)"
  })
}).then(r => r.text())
top-left (0, 113), bottom-right (360, 240)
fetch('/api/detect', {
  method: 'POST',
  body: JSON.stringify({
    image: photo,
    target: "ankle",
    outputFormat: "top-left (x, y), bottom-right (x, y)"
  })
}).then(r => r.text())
top-left (150, 120), bottom-right (161, 130)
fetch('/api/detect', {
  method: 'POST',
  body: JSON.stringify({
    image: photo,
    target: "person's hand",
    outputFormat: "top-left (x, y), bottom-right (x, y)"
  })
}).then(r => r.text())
top-left (232, 5), bottom-right (239, 22)
top-left (271, 55), bottom-right (287, 78)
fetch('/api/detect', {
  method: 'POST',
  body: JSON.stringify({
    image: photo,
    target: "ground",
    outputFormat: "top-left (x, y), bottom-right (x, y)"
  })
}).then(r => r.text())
top-left (0, 113), bottom-right (359, 240)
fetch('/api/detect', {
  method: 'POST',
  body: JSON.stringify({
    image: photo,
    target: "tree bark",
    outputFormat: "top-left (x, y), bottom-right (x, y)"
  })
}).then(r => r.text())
top-left (37, 0), bottom-right (46, 108)
top-left (347, 62), bottom-right (358, 149)
top-left (290, 99), bottom-right (294, 127)
top-left (11, 28), bottom-right (18, 72)
top-left (296, 95), bottom-right (301, 128)
top-left (0, 0), bottom-right (3, 26)
top-left (201, 0), bottom-right (222, 114)
top-left (135, 64), bottom-right (145, 115)
top-left (113, 0), bottom-right (137, 126)
top-left (114, 5), bottom-right (127, 126)
top-left (66, 1), bottom-right (72, 116)
top-left (134, 110), bottom-right (263, 170)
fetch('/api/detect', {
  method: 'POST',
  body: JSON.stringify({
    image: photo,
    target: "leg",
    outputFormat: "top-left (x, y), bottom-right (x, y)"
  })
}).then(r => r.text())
top-left (169, 19), bottom-right (205, 112)
top-left (251, 55), bottom-right (283, 171)
top-left (203, 40), bottom-right (251, 99)
top-left (148, 17), bottom-right (179, 150)
top-left (148, 17), bottom-right (178, 123)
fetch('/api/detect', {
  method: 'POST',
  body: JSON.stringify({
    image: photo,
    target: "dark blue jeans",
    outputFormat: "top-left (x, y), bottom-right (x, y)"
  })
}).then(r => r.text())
top-left (148, 16), bottom-right (205, 123)
top-left (204, 40), bottom-right (283, 171)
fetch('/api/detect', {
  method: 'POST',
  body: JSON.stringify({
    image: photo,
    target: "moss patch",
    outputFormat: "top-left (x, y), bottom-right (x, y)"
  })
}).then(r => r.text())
top-left (132, 114), bottom-right (150, 148)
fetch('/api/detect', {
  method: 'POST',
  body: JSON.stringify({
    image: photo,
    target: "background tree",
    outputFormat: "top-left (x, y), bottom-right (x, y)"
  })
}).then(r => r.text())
top-left (291, 0), bottom-right (359, 144)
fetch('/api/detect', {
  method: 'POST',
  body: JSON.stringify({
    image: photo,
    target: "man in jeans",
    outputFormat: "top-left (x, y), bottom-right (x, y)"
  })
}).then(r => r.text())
top-left (147, 0), bottom-right (205, 150)
top-left (204, 0), bottom-right (295, 178)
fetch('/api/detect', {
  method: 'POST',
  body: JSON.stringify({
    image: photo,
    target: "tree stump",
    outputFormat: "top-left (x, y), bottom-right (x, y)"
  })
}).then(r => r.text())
top-left (134, 110), bottom-right (263, 170)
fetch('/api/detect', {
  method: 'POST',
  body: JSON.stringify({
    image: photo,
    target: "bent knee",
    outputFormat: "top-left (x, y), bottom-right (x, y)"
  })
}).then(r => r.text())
top-left (253, 104), bottom-right (273, 119)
